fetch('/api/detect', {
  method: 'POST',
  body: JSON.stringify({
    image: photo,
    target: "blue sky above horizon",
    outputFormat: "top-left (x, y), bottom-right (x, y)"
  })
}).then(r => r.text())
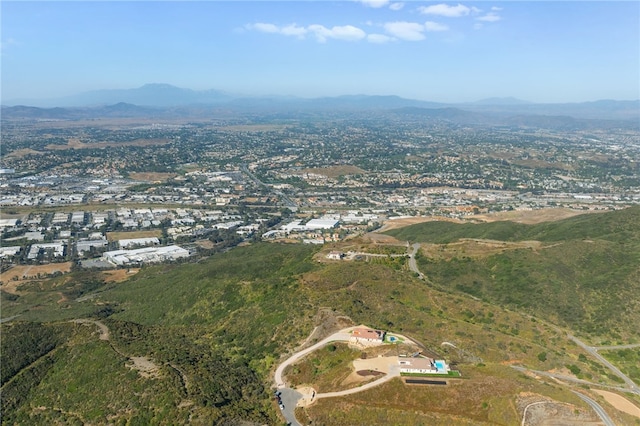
top-left (1, 1), bottom-right (639, 104)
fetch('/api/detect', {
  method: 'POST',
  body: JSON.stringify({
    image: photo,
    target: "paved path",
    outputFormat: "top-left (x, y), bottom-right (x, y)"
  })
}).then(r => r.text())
top-left (407, 243), bottom-right (425, 280)
top-left (511, 366), bottom-right (635, 394)
top-left (592, 343), bottom-right (640, 350)
top-left (274, 326), bottom-right (413, 425)
top-left (316, 364), bottom-right (401, 399)
top-left (572, 391), bottom-right (616, 426)
top-left (274, 328), bottom-right (354, 388)
top-left (568, 334), bottom-right (640, 394)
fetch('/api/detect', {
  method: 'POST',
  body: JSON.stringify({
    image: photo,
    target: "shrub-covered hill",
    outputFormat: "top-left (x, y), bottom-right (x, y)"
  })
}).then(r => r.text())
top-left (2, 236), bottom-right (635, 424)
top-left (385, 207), bottom-right (640, 339)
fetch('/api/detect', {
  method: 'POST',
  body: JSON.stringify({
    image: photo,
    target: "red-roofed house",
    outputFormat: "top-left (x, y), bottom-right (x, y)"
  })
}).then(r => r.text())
top-left (350, 327), bottom-right (386, 346)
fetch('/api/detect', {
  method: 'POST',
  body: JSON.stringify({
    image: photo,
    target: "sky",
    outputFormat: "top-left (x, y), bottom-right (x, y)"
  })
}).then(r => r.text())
top-left (1, 1), bottom-right (639, 104)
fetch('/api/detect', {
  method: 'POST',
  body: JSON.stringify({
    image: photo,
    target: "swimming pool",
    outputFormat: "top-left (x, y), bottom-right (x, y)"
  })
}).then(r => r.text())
top-left (434, 360), bottom-right (445, 371)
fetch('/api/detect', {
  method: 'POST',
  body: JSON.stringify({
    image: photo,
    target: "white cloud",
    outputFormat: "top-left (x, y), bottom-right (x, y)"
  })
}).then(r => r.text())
top-left (0, 38), bottom-right (19, 51)
top-left (368, 33), bottom-right (396, 43)
top-left (418, 3), bottom-right (471, 18)
top-left (308, 24), bottom-right (366, 43)
top-left (248, 23), bottom-right (279, 34)
top-left (357, 0), bottom-right (389, 8)
top-left (476, 12), bottom-right (501, 22)
top-left (280, 24), bottom-right (307, 38)
top-left (491, 6), bottom-right (503, 11)
top-left (384, 21), bottom-right (425, 41)
top-left (389, 2), bottom-right (404, 11)
top-left (424, 21), bottom-right (449, 32)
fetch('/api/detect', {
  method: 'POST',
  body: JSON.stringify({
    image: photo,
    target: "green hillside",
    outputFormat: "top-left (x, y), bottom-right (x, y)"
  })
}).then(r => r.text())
top-left (3, 218), bottom-right (639, 424)
top-left (385, 207), bottom-right (640, 339)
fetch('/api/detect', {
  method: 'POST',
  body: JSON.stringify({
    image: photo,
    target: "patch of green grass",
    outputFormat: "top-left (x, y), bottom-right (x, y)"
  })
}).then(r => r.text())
top-left (599, 348), bottom-right (640, 384)
top-left (285, 342), bottom-right (362, 392)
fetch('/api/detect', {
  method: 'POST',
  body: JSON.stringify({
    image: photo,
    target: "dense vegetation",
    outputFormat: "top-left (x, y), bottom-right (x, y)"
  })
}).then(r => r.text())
top-left (386, 207), bottom-right (640, 339)
top-left (3, 210), bottom-right (639, 424)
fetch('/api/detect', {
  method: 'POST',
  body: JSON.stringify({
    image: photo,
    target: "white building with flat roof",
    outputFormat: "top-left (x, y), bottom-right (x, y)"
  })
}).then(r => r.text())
top-left (118, 237), bottom-right (160, 249)
top-left (103, 245), bottom-right (189, 266)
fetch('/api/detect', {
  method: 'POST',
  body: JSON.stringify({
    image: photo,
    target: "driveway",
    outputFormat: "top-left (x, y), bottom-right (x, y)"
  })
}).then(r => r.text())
top-left (273, 326), bottom-right (413, 424)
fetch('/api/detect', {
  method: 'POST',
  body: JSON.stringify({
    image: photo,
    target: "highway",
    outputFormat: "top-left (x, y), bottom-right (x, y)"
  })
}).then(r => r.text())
top-left (240, 164), bottom-right (298, 209)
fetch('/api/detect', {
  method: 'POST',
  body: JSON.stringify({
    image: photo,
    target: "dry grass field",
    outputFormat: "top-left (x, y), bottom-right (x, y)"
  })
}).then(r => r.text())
top-left (471, 207), bottom-right (601, 224)
top-left (106, 230), bottom-right (162, 242)
top-left (45, 138), bottom-right (171, 150)
top-left (0, 262), bottom-right (74, 293)
top-left (128, 172), bottom-right (177, 182)
top-left (101, 268), bottom-right (140, 283)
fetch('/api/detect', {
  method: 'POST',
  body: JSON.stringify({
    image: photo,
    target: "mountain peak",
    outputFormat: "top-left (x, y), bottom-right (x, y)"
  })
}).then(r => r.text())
top-left (474, 97), bottom-right (533, 106)
top-left (139, 83), bottom-right (183, 90)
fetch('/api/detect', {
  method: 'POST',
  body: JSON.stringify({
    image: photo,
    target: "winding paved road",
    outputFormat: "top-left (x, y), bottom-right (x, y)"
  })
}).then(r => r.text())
top-left (568, 334), bottom-right (640, 394)
top-left (274, 326), bottom-right (413, 425)
top-left (511, 365), bottom-right (635, 394)
top-left (572, 391), bottom-right (616, 426)
top-left (274, 328), bottom-right (354, 389)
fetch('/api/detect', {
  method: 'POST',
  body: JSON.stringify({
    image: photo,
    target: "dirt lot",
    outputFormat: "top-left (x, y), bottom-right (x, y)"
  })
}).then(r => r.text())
top-left (517, 392), bottom-right (601, 426)
top-left (0, 262), bottom-right (74, 293)
top-left (128, 172), bottom-right (177, 182)
top-left (592, 389), bottom-right (640, 419)
top-left (102, 268), bottom-right (139, 283)
top-left (4, 148), bottom-right (45, 158)
top-left (45, 137), bottom-right (171, 151)
top-left (377, 216), bottom-right (464, 232)
top-left (106, 230), bottom-right (162, 242)
top-left (128, 356), bottom-right (161, 379)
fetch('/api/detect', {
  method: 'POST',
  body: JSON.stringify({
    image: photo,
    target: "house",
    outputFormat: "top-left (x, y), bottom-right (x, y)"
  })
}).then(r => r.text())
top-left (350, 327), bottom-right (385, 346)
top-left (326, 251), bottom-right (344, 260)
top-left (399, 357), bottom-right (450, 375)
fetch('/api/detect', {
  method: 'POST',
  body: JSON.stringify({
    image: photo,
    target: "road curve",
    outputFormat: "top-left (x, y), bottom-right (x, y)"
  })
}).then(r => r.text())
top-left (568, 334), bottom-right (640, 394)
top-left (274, 328), bottom-right (354, 388)
top-left (510, 365), bottom-right (634, 394)
top-left (316, 365), bottom-right (401, 399)
top-left (572, 391), bottom-right (616, 426)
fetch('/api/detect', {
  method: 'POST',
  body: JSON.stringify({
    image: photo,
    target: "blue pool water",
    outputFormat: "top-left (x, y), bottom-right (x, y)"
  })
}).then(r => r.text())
top-left (435, 361), bottom-right (445, 370)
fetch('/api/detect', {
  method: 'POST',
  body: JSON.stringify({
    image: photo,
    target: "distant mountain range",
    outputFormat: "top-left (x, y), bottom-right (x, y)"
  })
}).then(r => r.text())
top-left (2, 83), bottom-right (639, 124)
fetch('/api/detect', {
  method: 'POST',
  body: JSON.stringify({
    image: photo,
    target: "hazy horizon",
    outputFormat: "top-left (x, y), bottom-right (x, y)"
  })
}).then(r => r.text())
top-left (2, 1), bottom-right (639, 104)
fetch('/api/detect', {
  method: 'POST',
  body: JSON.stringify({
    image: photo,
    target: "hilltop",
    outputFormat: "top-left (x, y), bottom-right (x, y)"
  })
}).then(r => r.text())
top-left (385, 206), bottom-right (640, 340)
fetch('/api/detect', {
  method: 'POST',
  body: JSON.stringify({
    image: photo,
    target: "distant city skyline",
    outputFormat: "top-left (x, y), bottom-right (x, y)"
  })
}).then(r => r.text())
top-left (2, 1), bottom-right (639, 104)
